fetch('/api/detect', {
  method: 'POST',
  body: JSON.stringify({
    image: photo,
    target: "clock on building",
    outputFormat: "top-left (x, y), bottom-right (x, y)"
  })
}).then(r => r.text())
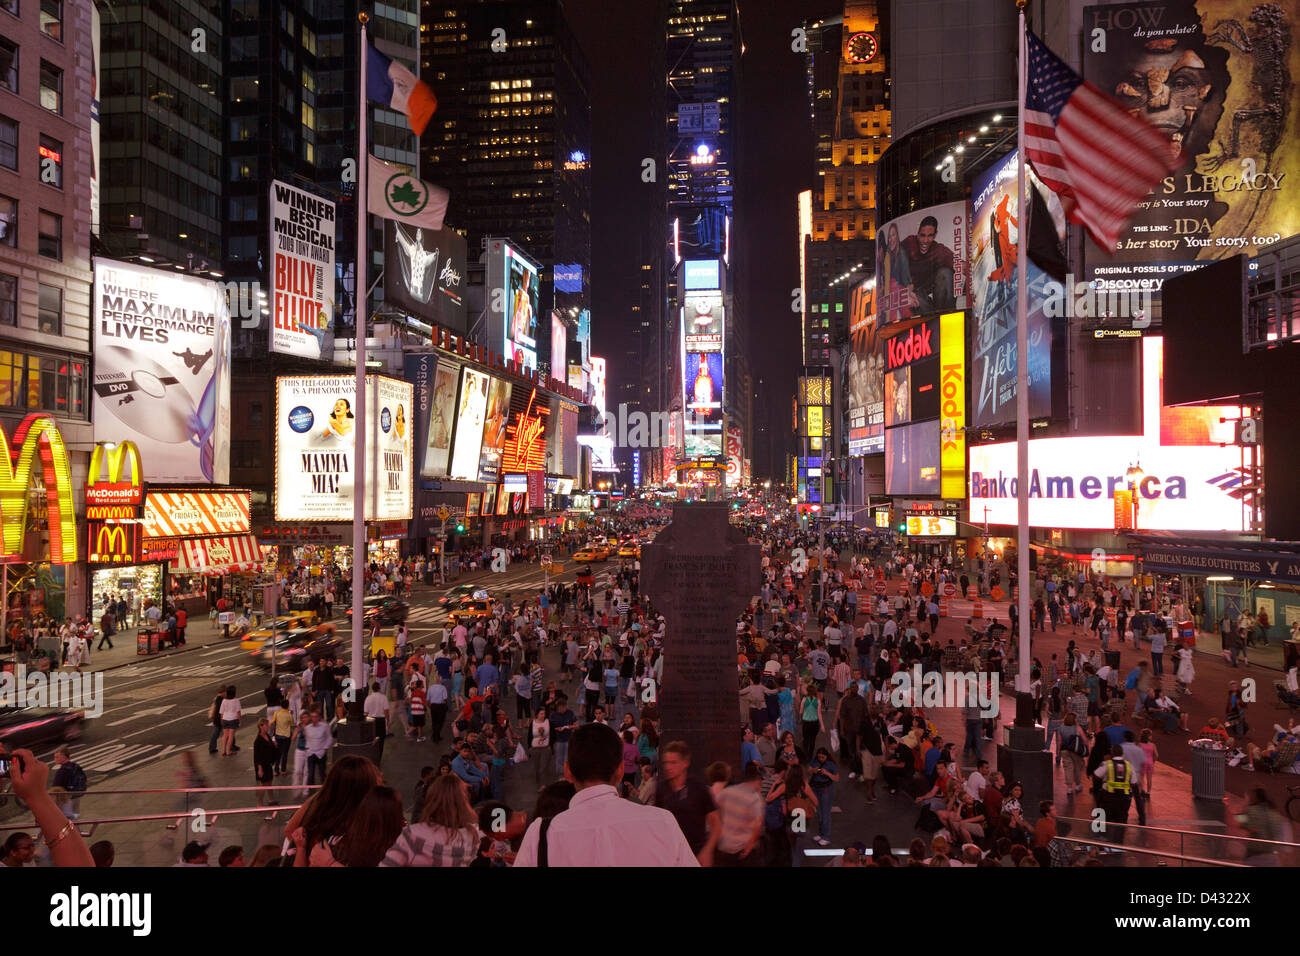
top-left (845, 32), bottom-right (878, 63)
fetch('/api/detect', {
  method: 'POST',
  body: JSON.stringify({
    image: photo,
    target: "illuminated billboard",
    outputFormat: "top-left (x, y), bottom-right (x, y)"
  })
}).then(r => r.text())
top-left (683, 258), bottom-right (721, 291)
top-left (846, 278), bottom-right (884, 455)
top-left (403, 354), bottom-right (460, 478)
top-left (478, 376), bottom-right (513, 484)
top-left (684, 351), bottom-right (723, 423)
top-left (449, 367), bottom-right (490, 481)
top-left (875, 201), bottom-right (967, 324)
top-left (907, 514), bottom-right (957, 537)
top-left (970, 150), bottom-right (1053, 426)
top-left (683, 292), bottom-right (724, 352)
top-left (886, 420), bottom-right (941, 496)
top-left (939, 311), bottom-right (966, 499)
top-left (1081, 0), bottom-right (1300, 294)
top-left (383, 222), bottom-right (467, 333)
top-left (0, 414), bottom-right (77, 564)
top-left (505, 245), bottom-right (539, 369)
top-left (967, 337), bottom-right (1245, 531)
top-left (274, 375), bottom-right (413, 521)
top-left (550, 314), bottom-right (568, 376)
top-left (269, 180), bottom-right (335, 359)
top-left (92, 258), bottom-right (231, 483)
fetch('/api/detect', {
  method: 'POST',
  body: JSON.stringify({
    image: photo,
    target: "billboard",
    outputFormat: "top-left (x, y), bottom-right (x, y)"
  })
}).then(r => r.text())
top-left (478, 376), bottom-right (513, 484)
top-left (967, 336), bottom-right (1246, 530)
top-left (500, 243), bottom-right (539, 369)
top-left (684, 352), bottom-right (724, 421)
top-left (847, 278), bottom-right (884, 455)
top-left (550, 314), bottom-right (568, 375)
top-left (383, 222), bottom-right (467, 332)
top-left (269, 180), bottom-right (335, 359)
top-left (92, 258), bottom-right (231, 484)
top-left (874, 201), bottom-right (968, 324)
top-left (970, 149), bottom-right (1053, 426)
top-left (590, 356), bottom-right (607, 417)
top-left (553, 264), bottom-right (583, 293)
top-left (683, 258), bottom-right (721, 291)
top-left (274, 375), bottom-right (413, 521)
top-left (886, 420), bottom-right (941, 496)
top-left (939, 311), bottom-right (966, 499)
top-left (449, 367), bottom-right (490, 481)
top-left (883, 317), bottom-right (940, 427)
top-left (906, 514), bottom-right (958, 537)
top-left (1081, 0), bottom-right (1300, 293)
top-left (501, 387), bottom-right (550, 474)
top-left (726, 425), bottom-right (742, 487)
top-left (403, 354), bottom-right (460, 478)
top-left (683, 292), bottom-right (724, 352)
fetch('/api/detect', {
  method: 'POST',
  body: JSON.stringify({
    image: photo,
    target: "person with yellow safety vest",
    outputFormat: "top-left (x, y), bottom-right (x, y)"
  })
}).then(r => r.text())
top-left (1092, 745), bottom-right (1135, 843)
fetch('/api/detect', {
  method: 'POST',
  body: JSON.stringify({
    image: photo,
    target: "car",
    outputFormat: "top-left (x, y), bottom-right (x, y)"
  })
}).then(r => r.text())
top-left (447, 596), bottom-right (495, 626)
top-left (0, 706), bottom-right (85, 752)
top-left (438, 583), bottom-right (479, 607)
top-left (618, 544), bottom-right (640, 559)
top-left (252, 625), bottom-right (344, 671)
top-left (346, 595), bottom-right (409, 627)
top-left (240, 613), bottom-right (321, 652)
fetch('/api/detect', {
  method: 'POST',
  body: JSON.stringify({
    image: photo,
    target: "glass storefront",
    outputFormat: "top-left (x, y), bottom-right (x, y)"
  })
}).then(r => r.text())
top-left (91, 564), bottom-right (163, 628)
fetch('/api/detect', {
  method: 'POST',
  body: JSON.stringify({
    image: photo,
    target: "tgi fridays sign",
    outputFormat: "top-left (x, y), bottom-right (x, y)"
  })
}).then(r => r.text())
top-left (144, 490), bottom-right (251, 538)
top-left (269, 179), bottom-right (335, 359)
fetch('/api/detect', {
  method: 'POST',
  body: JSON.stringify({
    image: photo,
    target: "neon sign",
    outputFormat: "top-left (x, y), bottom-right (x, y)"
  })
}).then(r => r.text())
top-left (502, 388), bottom-right (549, 473)
top-left (86, 441), bottom-right (144, 508)
top-left (0, 414), bottom-right (77, 564)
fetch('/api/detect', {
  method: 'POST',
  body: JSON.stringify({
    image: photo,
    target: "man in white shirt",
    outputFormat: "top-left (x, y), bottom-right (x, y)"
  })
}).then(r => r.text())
top-left (363, 682), bottom-right (390, 761)
top-left (824, 621), bottom-right (843, 662)
top-left (513, 724), bottom-right (698, 867)
top-left (965, 759), bottom-right (989, 800)
top-left (303, 709), bottom-right (334, 785)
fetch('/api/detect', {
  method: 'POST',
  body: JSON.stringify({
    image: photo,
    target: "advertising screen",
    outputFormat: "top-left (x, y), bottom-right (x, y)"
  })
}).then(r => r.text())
top-left (907, 514), bottom-right (957, 537)
top-left (501, 387), bottom-right (550, 474)
top-left (478, 376), bottom-right (513, 483)
top-left (504, 245), bottom-right (539, 369)
top-left (590, 356), bottom-right (607, 417)
top-left (970, 150), bottom-right (1053, 426)
top-left (92, 258), bottom-right (231, 483)
top-left (683, 292), bottom-right (724, 352)
top-left (886, 420), bottom-right (941, 496)
top-left (550, 314), bottom-right (567, 376)
top-left (875, 201), bottom-right (968, 324)
top-left (966, 336), bottom-right (1246, 530)
top-left (1081, 0), bottom-right (1300, 294)
top-left (449, 367), bottom-right (489, 480)
top-left (882, 317), bottom-right (940, 427)
top-left (269, 180), bottom-right (335, 359)
top-left (553, 264), bottom-right (583, 293)
top-left (846, 277), bottom-right (884, 455)
top-left (383, 222), bottom-right (467, 333)
top-left (683, 258), bottom-right (721, 291)
top-left (939, 311), bottom-right (966, 499)
top-left (403, 354), bottom-right (460, 479)
top-left (274, 375), bottom-right (413, 522)
top-left (684, 352), bottom-right (724, 421)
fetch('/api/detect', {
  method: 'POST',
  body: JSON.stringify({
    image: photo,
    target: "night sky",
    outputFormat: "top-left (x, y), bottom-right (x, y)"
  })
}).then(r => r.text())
top-left (565, 0), bottom-right (841, 478)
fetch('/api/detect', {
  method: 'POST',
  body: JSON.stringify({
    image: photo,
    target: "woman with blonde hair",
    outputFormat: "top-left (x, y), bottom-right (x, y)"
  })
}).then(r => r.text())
top-left (380, 775), bottom-right (482, 866)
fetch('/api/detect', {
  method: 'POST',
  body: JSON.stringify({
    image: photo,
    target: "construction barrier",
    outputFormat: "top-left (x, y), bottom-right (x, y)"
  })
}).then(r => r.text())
top-left (939, 598), bottom-right (949, 618)
top-left (972, 598), bottom-right (984, 619)
top-left (966, 585), bottom-right (978, 600)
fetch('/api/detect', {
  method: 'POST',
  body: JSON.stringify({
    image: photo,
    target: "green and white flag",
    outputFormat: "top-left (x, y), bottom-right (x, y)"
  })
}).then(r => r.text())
top-left (368, 155), bottom-right (448, 230)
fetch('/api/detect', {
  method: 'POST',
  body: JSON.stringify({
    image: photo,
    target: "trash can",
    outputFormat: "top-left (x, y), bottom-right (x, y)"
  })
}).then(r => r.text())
top-left (1190, 743), bottom-right (1226, 800)
top-left (1104, 649), bottom-right (1121, 670)
top-left (136, 630), bottom-right (160, 655)
top-left (1178, 621), bottom-right (1195, 647)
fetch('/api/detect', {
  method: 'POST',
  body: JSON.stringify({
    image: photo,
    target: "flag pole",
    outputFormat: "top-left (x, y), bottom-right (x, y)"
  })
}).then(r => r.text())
top-left (1015, 0), bottom-right (1031, 693)
top-left (351, 12), bottom-right (369, 714)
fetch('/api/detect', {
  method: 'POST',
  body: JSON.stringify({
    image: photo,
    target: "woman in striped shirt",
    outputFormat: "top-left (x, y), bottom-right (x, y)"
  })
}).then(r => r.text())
top-left (381, 775), bottom-right (482, 867)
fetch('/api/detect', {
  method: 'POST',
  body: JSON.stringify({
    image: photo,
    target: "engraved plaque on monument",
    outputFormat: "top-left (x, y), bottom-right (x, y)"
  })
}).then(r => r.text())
top-left (640, 502), bottom-right (761, 774)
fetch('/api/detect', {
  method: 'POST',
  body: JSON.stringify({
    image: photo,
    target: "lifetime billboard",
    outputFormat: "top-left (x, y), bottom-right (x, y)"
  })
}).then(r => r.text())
top-left (1082, 0), bottom-right (1300, 295)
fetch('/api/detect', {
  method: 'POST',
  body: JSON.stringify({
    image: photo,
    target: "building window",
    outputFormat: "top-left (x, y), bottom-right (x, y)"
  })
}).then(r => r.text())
top-left (232, 439), bottom-right (261, 468)
top-left (0, 115), bottom-right (15, 170)
top-left (0, 272), bottom-right (15, 327)
top-left (0, 348), bottom-right (87, 416)
top-left (39, 60), bottom-right (61, 113)
top-left (1, 0), bottom-right (17, 17)
top-left (37, 283), bottom-right (60, 335)
top-left (0, 38), bottom-right (16, 92)
top-left (37, 209), bottom-right (60, 259)
top-left (0, 194), bottom-right (14, 246)
top-left (230, 77), bottom-right (258, 103)
top-left (38, 134), bottom-right (61, 188)
top-left (39, 0), bottom-right (60, 40)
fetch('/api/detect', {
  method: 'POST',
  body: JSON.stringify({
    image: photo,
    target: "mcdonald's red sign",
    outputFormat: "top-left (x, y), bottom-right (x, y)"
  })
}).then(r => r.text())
top-left (87, 521), bottom-right (141, 564)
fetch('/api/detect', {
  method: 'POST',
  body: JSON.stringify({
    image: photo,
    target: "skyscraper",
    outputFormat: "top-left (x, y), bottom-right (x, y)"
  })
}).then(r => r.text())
top-left (420, 0), bottom-right (592, 328)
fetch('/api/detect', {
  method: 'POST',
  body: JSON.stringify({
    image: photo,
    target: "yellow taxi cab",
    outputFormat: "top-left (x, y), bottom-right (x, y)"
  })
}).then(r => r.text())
top-left (447, 592), bottom-right (496, 626)
top-left (618, 542), bottom-right (640, 559)
top-left (575, 543), bottom-right (611, 561)
top-left (240, 612), bottom-right (322, 651)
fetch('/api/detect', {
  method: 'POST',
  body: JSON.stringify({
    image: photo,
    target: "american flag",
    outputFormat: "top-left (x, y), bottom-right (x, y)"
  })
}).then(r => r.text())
top-left (1023, 30), bottom-right (1175, 252)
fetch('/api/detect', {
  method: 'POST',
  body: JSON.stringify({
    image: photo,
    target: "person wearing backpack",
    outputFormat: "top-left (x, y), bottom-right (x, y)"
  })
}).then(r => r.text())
top-left (1058, 713), bottom-right (1089, 794)
top-left (51, 746), bottom-right (88, 820)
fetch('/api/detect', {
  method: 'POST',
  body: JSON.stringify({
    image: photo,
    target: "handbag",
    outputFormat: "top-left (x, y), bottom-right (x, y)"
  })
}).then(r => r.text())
top-left (513, 742), bottom-right (528, 763)
top-left (829, 728), bottom-right (840, 752)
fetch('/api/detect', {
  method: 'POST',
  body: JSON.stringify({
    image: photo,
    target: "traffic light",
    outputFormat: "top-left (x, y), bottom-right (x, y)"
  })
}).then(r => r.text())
top-left (897, 522), bottom-right (907, 533)
top-left (455, 522), bottom-right (466, 533)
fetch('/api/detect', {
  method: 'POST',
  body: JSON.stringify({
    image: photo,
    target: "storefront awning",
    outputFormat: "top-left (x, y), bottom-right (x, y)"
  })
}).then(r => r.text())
top-left (169, 535), bottom-right (263, 576)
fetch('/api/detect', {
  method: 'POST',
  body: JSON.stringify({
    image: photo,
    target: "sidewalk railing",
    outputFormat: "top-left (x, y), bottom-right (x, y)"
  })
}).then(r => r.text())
top-left (1055, 815), bottom-right (1300, 865)
top-left (1049, 834), bottom-right (1249, 867)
